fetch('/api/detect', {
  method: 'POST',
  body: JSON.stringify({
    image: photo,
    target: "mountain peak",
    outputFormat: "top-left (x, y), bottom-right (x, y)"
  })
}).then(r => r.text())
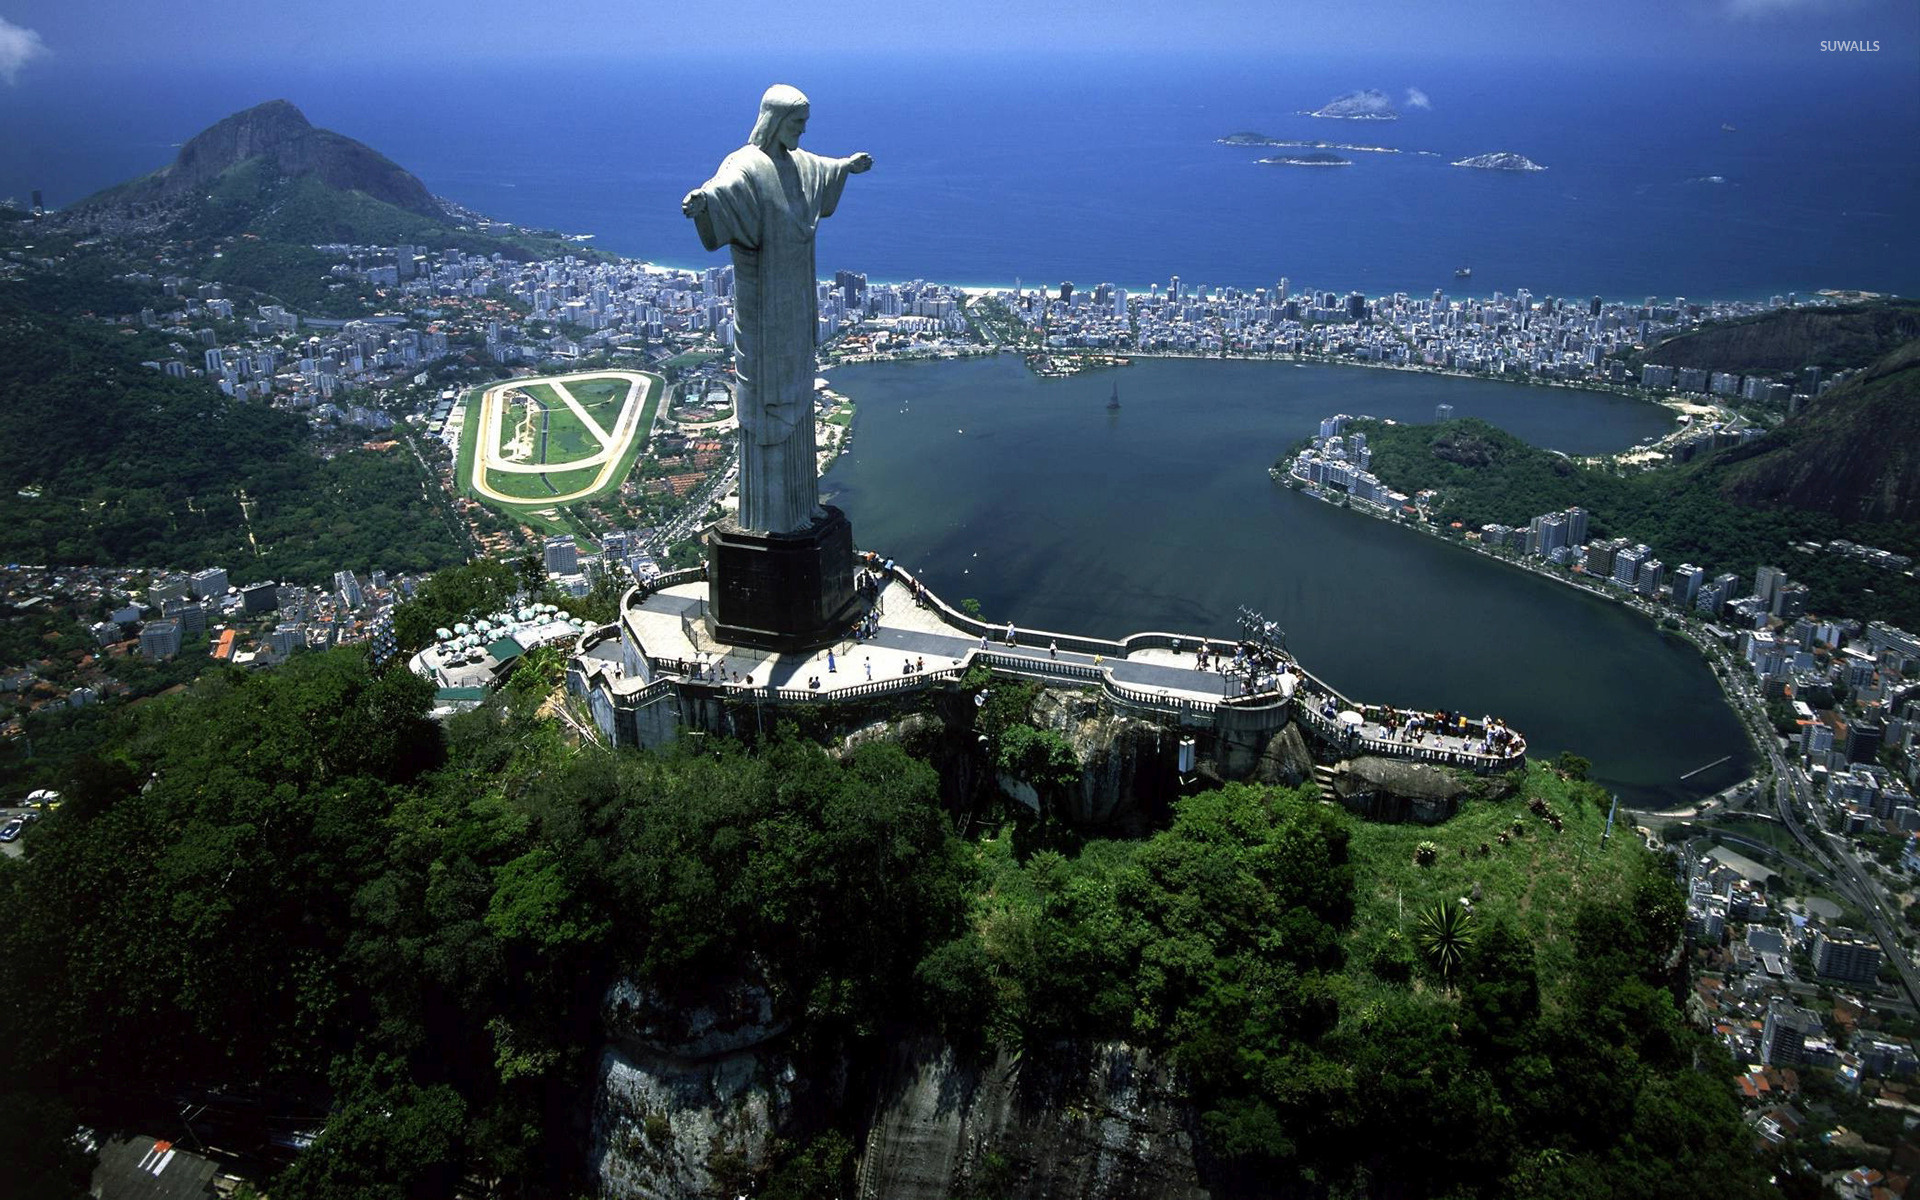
top-left (111, 99), bottom-right (442, 220)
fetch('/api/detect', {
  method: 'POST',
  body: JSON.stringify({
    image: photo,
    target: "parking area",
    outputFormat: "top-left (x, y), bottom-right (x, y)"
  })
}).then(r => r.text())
top-left (1, 804), bottom-right (48, 858)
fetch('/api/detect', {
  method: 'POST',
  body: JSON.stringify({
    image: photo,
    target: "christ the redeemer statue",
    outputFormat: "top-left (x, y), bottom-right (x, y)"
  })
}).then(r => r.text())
top-left (684, 84), bottom-right (872, 535)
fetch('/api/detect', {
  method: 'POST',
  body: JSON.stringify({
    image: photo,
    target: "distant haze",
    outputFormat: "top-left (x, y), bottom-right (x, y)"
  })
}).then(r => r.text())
top-left (0, 0), bottom-right (1914, 64)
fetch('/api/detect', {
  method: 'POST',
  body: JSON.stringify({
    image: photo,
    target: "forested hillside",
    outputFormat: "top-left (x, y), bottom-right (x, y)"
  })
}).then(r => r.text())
top-left (1352, 417), bottom-right (1920, 628)
top-left (1636, 300), bottom-right (1920, 374)
top-left (0, 278), bottom-right (463, 582)
top-left (0, 629), bottom-right (1769, 1199)
top-left (1711, 339), bottom-right (1920, 525)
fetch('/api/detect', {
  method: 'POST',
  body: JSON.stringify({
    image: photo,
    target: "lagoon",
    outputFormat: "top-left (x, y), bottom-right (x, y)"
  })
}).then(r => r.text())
top-left (823, 356), bottom-right (1752, 809)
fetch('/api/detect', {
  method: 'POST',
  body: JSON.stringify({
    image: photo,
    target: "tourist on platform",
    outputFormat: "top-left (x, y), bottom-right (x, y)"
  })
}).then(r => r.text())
top-left (1004, 620), bottom-right (1016, 646)
top-left (827, 649), bottom-right (837, 673)
top-left (916, 656), bottom-right (925, 672)
top-left (865, 658), bottom-right (872, 680)
top-left (1048, 640), bottom-right (1058, 659)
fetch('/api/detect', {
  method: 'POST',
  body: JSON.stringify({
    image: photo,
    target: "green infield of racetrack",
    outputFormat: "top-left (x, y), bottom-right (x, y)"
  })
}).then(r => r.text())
top-left (514, 376), bottom-right (638, 465)
top-left (598, 373), bottom-right (665, 502)
top-left (564, 376), bottom-right (631, 411)
top-left (460, 372), bottom-right (666, 515)
top-left (484, 464), bottom-right (606, 501)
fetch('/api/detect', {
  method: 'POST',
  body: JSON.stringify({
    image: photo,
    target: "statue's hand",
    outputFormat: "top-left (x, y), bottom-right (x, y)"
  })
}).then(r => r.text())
top-left (682, 190), bottom-right (708, 218)
top-left (846, 153), bottom-right (873, 174)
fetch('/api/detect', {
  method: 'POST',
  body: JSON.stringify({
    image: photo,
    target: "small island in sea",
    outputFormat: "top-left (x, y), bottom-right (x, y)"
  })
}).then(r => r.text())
top-left (1305, 89), bottom-right (1398, 120)
top-left (1260, 152), bottom-right (1351, 167)
top-left (1219, 132), bottom-right (1400, 154)
top-left (1451, 151), bottom-right (1546, 171)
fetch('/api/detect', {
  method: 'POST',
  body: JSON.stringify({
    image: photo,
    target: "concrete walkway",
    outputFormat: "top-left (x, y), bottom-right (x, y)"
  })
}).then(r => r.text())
top-left (630, 581), bottom-right (1253, 702)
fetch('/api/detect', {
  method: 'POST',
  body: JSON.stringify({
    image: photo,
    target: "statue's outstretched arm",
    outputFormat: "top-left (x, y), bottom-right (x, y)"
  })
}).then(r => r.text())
top-left (844, 153), bottom-right (873, 174)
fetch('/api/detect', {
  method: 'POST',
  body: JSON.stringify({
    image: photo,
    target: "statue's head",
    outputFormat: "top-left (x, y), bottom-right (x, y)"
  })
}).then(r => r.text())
top-left (749, 84), bottom-right (810, 153)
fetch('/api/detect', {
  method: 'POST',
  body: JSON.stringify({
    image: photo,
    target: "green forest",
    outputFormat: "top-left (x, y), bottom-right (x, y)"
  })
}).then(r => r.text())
top-left (1347, 417), bottom-right (1920, 629)
top-left (0, 279), bottom-right (464, 584)
top-left (1632, 300), bottom-right (1920, 374)
top-left (0, 614), bottom-right (1770, 1199)
top-left (170, 161), bottom-right (610, 277)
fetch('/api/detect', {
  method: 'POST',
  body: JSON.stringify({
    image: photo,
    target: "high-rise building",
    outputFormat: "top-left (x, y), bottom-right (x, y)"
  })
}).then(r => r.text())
top-left (139, 619), bottom-right (182, 661)
top-left (149, 576), bottom-right (191, 608)
top-left (1847, 721), bottom-right (1885, 764)
top-left (1636, 558), bottom-right (1665, 597)
top-left (1529, 514), bottom-right (1569, 558)
top-left (1671, 564), bottom-right (1705, 610)
top-left (1762, 1000), bottom-right (1819, 1066)
top-left (1583, 537), bottom-right (1624, 579)
top-left (1613, 544), bottom-right (1649, 586)
top-left (334, 570), bottom-right (364, 610)
top-left (241, 581), bottom-right (280, 616)
top-left (164, 598), bottom-right (207, 637)
top-left (1563, 507), bottom-right (1589, 546)
top-left (1773, 583), bottom-right (1809, 621)
top-left (1812, 929), bottom-right (1883, 985)
top-left (1755, 565), bottom-right (1787, 608)
top-left (1703, 573), bottom-right (1741, 618)
top-left (190, 567), bottom-right (229, 599)
top-left (545, 535), bottom-right (579, 577)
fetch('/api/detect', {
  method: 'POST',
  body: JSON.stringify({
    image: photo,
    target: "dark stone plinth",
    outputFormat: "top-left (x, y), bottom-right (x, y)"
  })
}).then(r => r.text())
top-left (705, 506), bottom-right (859, 652)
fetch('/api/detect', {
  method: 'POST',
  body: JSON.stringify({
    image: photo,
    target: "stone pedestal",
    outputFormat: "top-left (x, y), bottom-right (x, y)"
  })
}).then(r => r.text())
top-left (705, 506), bottom-right (859, 652)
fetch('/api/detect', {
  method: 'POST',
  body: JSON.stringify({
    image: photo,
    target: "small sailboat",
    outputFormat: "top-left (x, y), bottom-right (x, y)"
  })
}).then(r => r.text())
top-left (1454, 266), bottom-right (1472, 279)
top-left (1107, 381), bottom-right (1121, 411)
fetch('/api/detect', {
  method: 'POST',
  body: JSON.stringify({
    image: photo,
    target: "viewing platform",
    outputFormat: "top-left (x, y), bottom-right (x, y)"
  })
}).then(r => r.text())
top-left (566, 559), bottom-right (1526, 776)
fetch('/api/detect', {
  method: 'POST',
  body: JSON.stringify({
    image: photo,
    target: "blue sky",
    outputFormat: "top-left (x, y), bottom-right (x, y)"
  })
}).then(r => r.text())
top-left (0, 0), bottom-right (1915, 74)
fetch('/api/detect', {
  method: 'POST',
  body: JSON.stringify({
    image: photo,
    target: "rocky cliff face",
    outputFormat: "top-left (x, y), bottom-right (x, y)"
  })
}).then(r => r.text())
top-left (1329, 755), bottom-right (1517, 824)
top-left (591, 1022), bottom-right (1212, 1200)
top-left (1026, 689), bottom-right (1177, 829)
top-left (1250, 721), bottom-right (1315, 788)
top-left (590, 972), bottom-right (828, 1200)
top-left (855, 1039), bottom-right (1209, 1200)
top-left (115, 99), bottom-right (442, 217)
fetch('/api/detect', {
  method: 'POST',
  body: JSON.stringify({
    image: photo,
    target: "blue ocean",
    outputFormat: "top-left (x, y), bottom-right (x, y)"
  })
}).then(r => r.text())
top-left (4, 51), bottom-right (1915, 300)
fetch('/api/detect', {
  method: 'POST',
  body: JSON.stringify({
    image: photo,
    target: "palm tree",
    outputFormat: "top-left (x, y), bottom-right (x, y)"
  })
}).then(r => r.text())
top-left (1415, 898), bottom-right (1476, 982)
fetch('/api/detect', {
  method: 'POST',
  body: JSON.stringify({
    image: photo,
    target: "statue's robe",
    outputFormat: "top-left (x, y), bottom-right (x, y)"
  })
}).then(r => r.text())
top-left (692, 145), bottom-right (851, 534)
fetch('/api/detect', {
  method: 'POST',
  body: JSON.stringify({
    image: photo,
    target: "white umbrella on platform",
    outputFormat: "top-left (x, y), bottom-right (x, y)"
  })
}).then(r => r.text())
top-left (1338, 710), bottom-right (1364, 727)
